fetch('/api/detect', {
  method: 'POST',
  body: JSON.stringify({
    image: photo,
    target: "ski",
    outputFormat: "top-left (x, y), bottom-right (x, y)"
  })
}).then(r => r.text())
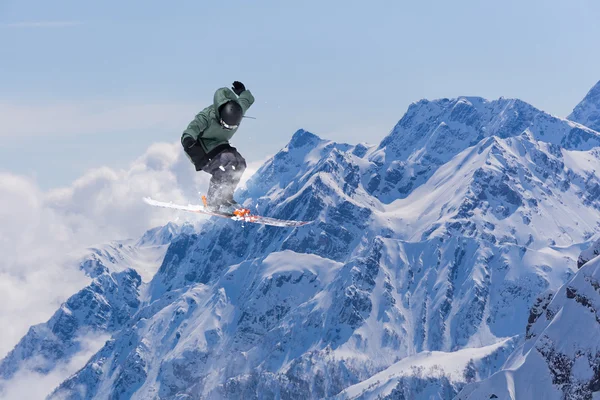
top-left (143, 197), bottom-right (312, 228)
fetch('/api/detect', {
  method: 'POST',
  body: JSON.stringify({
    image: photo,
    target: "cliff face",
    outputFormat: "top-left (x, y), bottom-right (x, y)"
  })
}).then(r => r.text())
top-left (458, 244), bottom-right (600, 400)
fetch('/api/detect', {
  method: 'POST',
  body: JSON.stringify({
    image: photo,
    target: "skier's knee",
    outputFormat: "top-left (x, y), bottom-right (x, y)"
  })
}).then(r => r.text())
top-left (236, 154), bottom-right (247, 171)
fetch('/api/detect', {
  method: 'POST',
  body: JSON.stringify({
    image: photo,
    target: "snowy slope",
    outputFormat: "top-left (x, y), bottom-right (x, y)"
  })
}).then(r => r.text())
top-left (0, 223), bottom-right (183, 399)
top-left (52, 252), bottom-right (352, 399)
top-left (457, 248), bottom-right (600, 400)
top-left (578, 237), bottom-right (600, 269)
top-left (76, 221), bottom-right (191, 282)
top-left (335, 337), bottom-right (516, 400)
top-left (569, 80), bottom-right (600, 132)
top-left (43, 86), bottom-right (600, 399)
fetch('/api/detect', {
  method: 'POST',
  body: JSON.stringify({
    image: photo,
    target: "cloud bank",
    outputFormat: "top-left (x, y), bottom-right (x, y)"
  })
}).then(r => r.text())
top-left (0, 173), bottom-right (91, 359)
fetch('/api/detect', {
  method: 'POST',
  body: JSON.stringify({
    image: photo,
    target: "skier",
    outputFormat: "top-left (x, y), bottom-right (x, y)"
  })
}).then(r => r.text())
top-left (181, 81), bottom-right (255, 212)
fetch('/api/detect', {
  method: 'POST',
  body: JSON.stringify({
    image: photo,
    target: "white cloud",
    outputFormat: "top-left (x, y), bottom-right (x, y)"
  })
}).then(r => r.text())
top-left (0, 101), bottom-right (197, 138)
top-left (44, 141), bottom-right (213, 242)
top-left (0, 174), bottom-right (91, 358)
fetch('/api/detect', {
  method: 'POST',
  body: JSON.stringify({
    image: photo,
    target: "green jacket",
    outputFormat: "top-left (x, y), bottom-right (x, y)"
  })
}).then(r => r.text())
top-left (182, 87), bottom-right (254, 154)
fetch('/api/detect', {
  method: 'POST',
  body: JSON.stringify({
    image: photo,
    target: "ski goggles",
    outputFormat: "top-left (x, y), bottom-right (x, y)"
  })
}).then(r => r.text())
top-left (219, 119), bottom-right (238, 130)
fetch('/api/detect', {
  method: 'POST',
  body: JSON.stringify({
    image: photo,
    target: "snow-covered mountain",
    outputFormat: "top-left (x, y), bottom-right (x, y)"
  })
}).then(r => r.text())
top-left (0, 223), bottom-right (185, 399)
top-left (457, 244), bottom-right (600, 400)
top-left (31, 82), bottom-right (600, 399)
top-left (369, 96), bottom-right (599, 203)
top-left (569, 80), bottom-right (600, 132)
top-left (335, 337), bottom-right (517, 399)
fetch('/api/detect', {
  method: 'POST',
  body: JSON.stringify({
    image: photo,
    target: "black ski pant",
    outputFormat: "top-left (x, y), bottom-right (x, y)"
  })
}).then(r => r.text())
top-left (201, 148), bottom-right (246, 206)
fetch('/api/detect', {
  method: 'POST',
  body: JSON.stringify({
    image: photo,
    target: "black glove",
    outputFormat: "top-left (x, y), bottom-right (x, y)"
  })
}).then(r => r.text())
top-left (182, 136), bottom-right (197, 149)
top-left (232, 81), bottom-right (246, 96)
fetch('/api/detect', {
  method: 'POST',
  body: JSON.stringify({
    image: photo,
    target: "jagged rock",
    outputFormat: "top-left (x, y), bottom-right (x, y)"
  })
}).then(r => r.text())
top-left (458, 246), bottom-right (600, 399)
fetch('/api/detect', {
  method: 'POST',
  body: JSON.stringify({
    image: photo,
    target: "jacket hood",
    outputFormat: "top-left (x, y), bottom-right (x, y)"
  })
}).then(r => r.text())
top-left (213, 87), bottom-right (240, 119)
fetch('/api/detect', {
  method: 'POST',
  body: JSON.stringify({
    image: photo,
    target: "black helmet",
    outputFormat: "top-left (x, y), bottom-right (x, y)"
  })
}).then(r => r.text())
top-left (219, 101), bottom-right (243, 129)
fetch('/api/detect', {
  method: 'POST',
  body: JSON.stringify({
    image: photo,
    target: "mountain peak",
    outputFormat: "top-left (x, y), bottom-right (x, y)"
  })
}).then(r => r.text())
top-left (568, 80), bottom-right (600, 131)
top-left (137, 222), bottom-right (184, 247)
top-left (288, 129), bottom-right (323, 149)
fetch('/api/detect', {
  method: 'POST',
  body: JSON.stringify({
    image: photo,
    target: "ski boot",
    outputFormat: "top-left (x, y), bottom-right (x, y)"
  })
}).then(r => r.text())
top-left (221, 196), bottom-right (254, 218)
top-left (218, 197), bottom-right (243, 214)
top-left (202, 195), bottom-right (242, 214)
top-left (202, 195), bottom-right (222, 213)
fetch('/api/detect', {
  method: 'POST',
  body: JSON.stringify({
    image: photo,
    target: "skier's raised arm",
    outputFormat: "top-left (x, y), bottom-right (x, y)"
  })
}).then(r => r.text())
top-left (231, 81), bottom-right (255, 113)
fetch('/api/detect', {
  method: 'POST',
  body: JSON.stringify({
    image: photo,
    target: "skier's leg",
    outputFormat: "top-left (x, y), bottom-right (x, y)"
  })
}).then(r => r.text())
top-left (219, 149), bottom-right (246, 204)
top-left (206, 172), bottom-right (227, 208)
top-left (203, 156), bottom-right (229, 208)
top-left (203, 149), bottom-right (246, 208)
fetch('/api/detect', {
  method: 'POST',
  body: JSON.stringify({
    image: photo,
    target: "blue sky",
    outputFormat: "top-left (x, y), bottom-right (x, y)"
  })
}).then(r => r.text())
top-left (1, 0), bottom-right (600, 188)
